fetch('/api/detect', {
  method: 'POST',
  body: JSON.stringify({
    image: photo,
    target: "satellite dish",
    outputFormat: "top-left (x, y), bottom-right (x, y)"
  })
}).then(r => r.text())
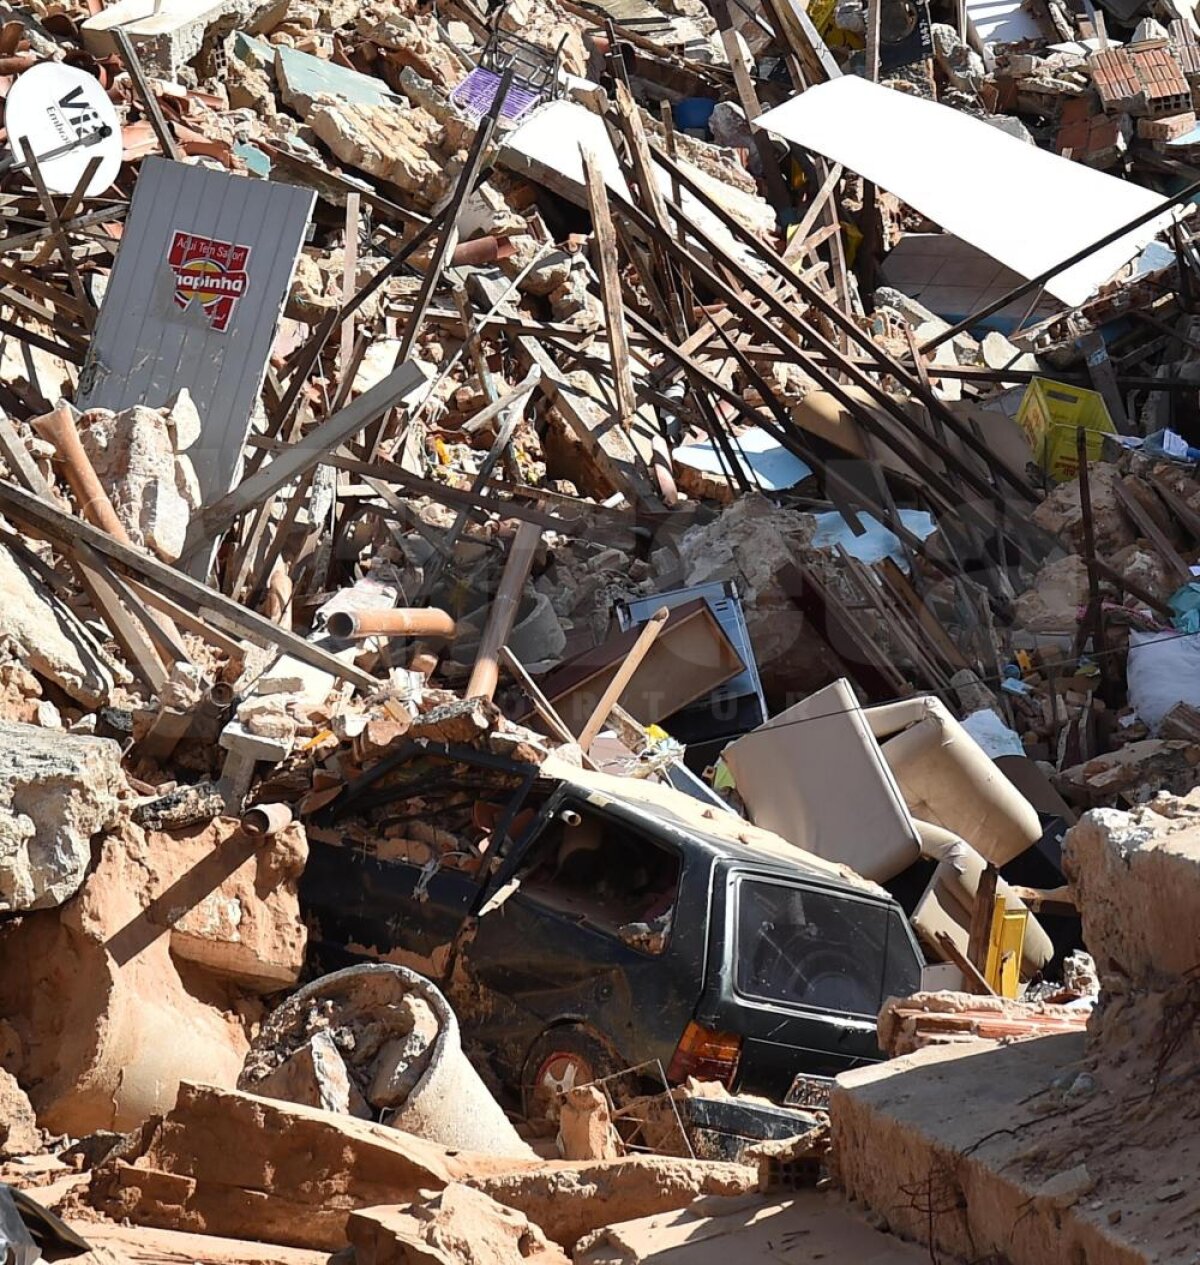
top-left (5, 63), bottom-right (122, 197)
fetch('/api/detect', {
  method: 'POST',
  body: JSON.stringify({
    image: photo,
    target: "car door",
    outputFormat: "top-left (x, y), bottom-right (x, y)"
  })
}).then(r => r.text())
top-left (457, 791), bottom-right (709, 1085)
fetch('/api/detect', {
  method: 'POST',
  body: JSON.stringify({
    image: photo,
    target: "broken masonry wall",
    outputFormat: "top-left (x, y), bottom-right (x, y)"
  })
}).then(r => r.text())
top-left (0, 813), bottom-right (308, 1134)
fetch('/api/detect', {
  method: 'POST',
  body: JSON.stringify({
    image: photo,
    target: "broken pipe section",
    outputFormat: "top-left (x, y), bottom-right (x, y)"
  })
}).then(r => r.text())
top-left (239, 963), bottom-right (536, 1158)
top-left (326, 607), bottom-right (458, 640)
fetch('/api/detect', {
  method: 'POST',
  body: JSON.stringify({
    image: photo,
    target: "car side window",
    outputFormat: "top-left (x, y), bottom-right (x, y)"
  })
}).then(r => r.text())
top-left (517, 806), bottom-right (681, 955)
top-left (734, 878), bottom-right (896, 1017)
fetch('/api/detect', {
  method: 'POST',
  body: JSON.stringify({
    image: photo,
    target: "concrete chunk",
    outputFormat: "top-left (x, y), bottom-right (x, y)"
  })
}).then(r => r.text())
top-left (0, 720), bottom-right (123, 912)
top-left (1063, 797), bottom-right (1200, 985)
top-left (255, 1030), bottom-right (369, 1117)
top-left (219, 720), bottom-right (294, 763)
top-left (348, 1187), bottom-right (569, 1265)
top-left (467, 1157), bottom-right (757, 1251)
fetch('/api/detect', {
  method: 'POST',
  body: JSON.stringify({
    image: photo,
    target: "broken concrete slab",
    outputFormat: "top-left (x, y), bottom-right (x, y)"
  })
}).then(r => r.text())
top-left (1056, 738), bottom-right (1200, 807)
top-left (1063, 796), bottom-right (1200, 985)
top-left (831, 1035), bottom-right (1117, 1265)
top-left (575, 1191), bottom-right (933, 1264)
top-left (91, 1082), bottom-right (539, 1250)
top-left (558, 1086), bottom-right (620, 1161)
top-left (274, 42), bottom-right (402, 114)
top-left (254, 1029), bottom-right (369, 1117)
top-left (0, 542), bottom-right (121, 708)
top-left (466, 1156), bottom-right (758, 1251)
top-left (0, 720), bottom-right (123, 912)
top-left (0, 1067), bottom-right (41, 1158)
top-left (833, 787), bottom-right (1200, 1265)
top-left (348, 1187), bottom-right (570, 1265)
top-left (0, 809), bottom-right (305, 1133)
top-left (81, 1222), bottom-right (331, 1265)
top-left (82, 0), bottom-right (290, 79)
top-left (148, 815), bottom-right (308, 992)
top-left (306, 98), bottom-right (453, 211)
top-left (877, 991), bottom-right (1088, 1057)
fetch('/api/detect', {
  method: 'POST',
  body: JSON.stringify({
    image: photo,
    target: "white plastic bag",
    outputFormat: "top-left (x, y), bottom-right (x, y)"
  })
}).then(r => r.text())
top-left (1127, 629), bottom-right (1200, 733)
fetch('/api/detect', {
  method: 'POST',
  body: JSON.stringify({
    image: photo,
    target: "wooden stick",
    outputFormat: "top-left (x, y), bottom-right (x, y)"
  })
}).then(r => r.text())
top-left (29, 156), bottom-right (102, 269)
top-left (500, 645), bottom-right (598, 769)
top-left (31, 404), bottom-right (190, 667)
top-left (577, 606), bottom-right (669, 752)
top-left (933, 930), bottom-right (998, 997)
top-left (0, 476), bottom-right (376, 689)
top-left (785, 162), bottom-right (843, 264)
top-left (340, 191), bottom-right (361, 374)
top-left (111, 27), bottom-right (184, 162)
top-left (966, 864), bottom-right (999, 979)
top-left (18, 139), bottom-right (91, 315)
top-left (0, 412), bottom-right (170, 689)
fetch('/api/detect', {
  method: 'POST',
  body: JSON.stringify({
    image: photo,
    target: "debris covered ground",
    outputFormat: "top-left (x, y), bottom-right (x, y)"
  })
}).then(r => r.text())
top-left (0, 0), bottom-right (1198, 1259)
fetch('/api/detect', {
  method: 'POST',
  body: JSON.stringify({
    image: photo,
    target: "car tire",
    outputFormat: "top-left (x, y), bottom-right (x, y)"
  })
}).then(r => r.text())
top-left (521, 1025), bottom-right (622, 1123)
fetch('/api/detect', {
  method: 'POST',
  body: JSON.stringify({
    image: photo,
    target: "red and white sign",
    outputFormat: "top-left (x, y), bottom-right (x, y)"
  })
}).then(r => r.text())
top-left (168, 230), bottom-right (251, 332)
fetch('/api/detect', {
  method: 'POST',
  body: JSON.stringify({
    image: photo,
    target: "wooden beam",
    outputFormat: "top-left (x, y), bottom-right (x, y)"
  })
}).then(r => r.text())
top-left (784, 161), bottom-right (843, 263)
top-left (185, 357), bottom-right (427, 553)
top-left (394, 78), bottom-right (507, 365)
top-left (1114, 478), bottom-right (1193, 586)
top-left (580, 144), bottom-right (639, 431)
top-left (468, 272), bottom-right (665, 512)
top-left (340, 191), bottom-right (361, 374)
top-left (1077, 330), bottom-right (1132, 435)
top-left (17, 139), bottom-right (91, 315)
top-left (0, 477), bottom-right (377, 689)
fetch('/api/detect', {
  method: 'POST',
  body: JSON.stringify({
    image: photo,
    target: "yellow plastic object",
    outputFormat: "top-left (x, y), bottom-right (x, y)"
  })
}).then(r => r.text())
top-left (807, 0), bottom-right (837, 34)
top-left (1016, 377), bottom-right (1116, 482)
top-left (985, 896), bottom-right (1028, 999)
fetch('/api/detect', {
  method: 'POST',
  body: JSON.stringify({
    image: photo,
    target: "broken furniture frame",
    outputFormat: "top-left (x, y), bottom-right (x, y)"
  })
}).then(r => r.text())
top-left (451, 9), bottom-right (567, 123)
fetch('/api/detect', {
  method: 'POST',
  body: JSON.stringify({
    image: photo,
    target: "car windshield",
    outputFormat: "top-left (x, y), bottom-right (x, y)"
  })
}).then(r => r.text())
top-left (734, 877), bottom-right (920, 1017)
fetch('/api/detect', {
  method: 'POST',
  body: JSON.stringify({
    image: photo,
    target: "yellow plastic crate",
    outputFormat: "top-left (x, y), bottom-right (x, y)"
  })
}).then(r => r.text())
top-left (1016, 377), bottom-right (1116, 482)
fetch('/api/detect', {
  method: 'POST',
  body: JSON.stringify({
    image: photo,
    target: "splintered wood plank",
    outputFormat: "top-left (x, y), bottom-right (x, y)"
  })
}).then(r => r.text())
top-left (580, 144), bottom-right (639, 432)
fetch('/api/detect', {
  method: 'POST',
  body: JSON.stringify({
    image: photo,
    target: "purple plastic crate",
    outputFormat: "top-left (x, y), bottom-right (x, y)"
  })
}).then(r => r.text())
top-left (452, 68), bottom-right (543, 123)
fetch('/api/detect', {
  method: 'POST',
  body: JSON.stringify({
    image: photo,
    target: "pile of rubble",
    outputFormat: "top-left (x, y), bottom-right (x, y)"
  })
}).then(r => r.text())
top-left (0, 0), bottom-right (1198, 1258)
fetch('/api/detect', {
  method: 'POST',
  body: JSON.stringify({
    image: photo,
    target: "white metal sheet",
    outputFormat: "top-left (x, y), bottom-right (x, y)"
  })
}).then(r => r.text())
top-left (78, 158), bottom-right (314, 508)
top-left (754, 76), bottom-right (1178, 308)
top-left (501, 99), bottom-right (772, 274)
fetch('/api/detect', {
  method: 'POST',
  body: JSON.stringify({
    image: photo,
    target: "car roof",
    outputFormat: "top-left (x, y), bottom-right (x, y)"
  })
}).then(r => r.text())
top-left (538, 755), bottom-right (890, 900)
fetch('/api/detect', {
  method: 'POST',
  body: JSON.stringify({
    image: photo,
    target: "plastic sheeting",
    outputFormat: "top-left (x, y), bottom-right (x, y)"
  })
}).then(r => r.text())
top-left (811, 508), bottom-right (937, 571)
